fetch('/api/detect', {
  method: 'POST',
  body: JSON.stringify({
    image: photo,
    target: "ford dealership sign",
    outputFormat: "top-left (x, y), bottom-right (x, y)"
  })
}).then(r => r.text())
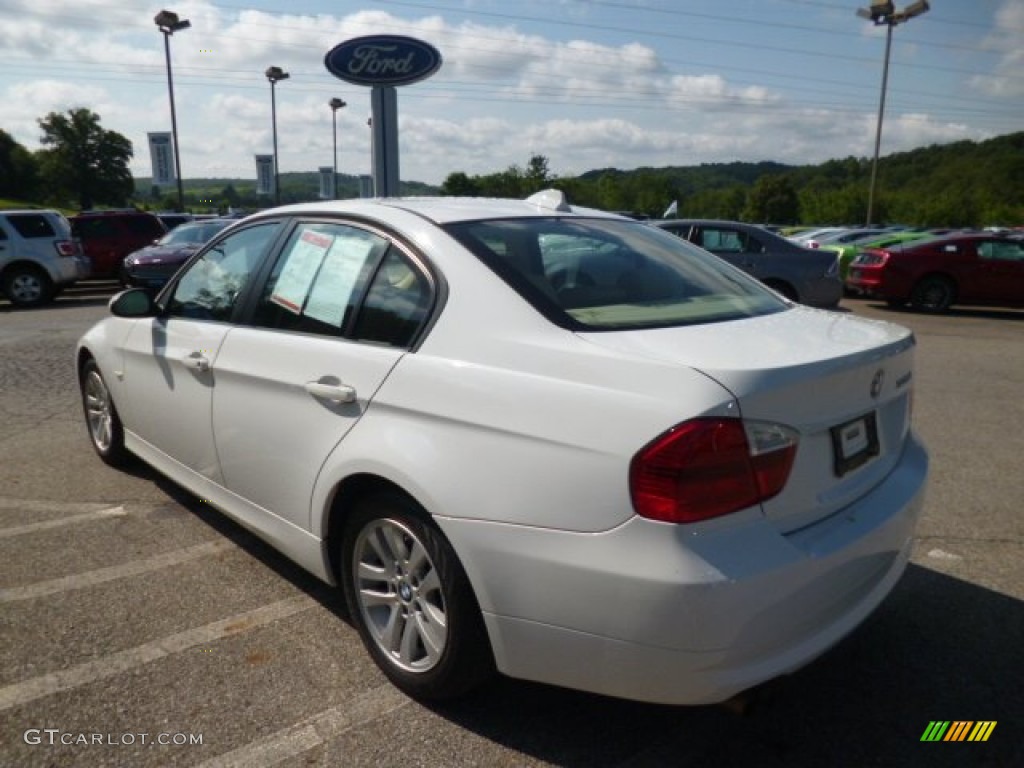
top-left (325, 35), bottom-right (442, 87)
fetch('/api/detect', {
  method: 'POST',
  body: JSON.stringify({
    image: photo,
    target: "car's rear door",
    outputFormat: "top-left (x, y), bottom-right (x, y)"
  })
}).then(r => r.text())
top-left (210, 220), bottom-right (435, 532)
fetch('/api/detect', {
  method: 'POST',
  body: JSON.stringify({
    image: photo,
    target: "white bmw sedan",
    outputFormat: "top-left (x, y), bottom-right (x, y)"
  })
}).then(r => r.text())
top-left (77, 191), bottom-right (927, 705)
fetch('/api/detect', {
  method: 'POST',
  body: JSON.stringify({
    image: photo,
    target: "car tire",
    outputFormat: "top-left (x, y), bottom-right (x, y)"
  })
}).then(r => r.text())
top-left (2, 265), bottom-right (53, 308)
top-left (342, 491), bottom-right (494, 701)
top-left (910, 275), bottom-right (955, 312)
top-left (80, 358), bottom-right (130, 467)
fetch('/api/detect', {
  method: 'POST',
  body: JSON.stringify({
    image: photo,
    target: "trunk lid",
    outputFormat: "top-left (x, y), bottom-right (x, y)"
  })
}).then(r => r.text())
top-left (578, 307), bottom-right (916, 531)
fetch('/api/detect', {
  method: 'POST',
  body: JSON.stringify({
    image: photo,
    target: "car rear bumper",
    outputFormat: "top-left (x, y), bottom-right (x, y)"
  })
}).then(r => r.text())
top-left (49, 255), bottom-right (92, 285)
top-left (439, 431), bottom-right (927, 705)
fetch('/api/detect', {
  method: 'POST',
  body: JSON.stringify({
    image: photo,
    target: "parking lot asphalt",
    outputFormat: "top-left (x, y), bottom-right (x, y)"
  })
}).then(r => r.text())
top-left (1, 284), bottom-right (1022, 767)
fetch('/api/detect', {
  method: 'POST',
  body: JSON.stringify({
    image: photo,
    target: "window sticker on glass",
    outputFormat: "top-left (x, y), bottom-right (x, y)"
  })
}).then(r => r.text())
top-left (271, 230), bottom-right (332, 314)
top-left (304, 236), bottom-right (374, 327)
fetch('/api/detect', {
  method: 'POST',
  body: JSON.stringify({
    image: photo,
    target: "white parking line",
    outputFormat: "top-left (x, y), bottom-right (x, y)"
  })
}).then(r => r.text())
top-left (0, 505), bottom-right (127, 539)
top-left (0, 498), bottom-right (115, 513)
top-left (0, 595), bottom-right (314, 712)
top-left (0, 539), bottom-right (234, 603)
top-left (196, 684), bottom-right (411, 768)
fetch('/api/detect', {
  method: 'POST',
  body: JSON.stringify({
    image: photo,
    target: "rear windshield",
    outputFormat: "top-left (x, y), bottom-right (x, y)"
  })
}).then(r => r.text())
top-left (160, 221), bottom-right (229, 245)
top-left (444, 218), bottom-right (787, 330)
top-left (5, 214), bottom-right (57, 239)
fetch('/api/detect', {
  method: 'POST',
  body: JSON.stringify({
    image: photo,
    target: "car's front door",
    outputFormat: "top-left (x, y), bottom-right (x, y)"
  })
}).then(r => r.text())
top-left (118, 222), bottom-right (281, 481)
top-left (211, 221), bottom-right (434, 531)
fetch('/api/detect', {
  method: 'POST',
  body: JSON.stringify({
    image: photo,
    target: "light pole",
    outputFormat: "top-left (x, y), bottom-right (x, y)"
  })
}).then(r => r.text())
top-left (329, 97), bottom-right (347, 199)
top-left (154, 9), bottom-right (190, 212)
top-left (265, 66), bottom-right (290, 205)
top-left (856, 0), bottom-right (930, 225)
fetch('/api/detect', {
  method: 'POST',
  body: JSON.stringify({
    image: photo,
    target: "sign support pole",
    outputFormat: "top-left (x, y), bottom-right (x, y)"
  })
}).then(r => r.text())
top-left (371, 86), bottom-right (400, 198)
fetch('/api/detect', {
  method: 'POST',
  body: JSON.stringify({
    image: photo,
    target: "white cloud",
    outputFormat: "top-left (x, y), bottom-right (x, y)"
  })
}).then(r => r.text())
top-left (0, 0), bottom-right (1016, 186)
top-left (971, 0), bottom-right (1024, 98)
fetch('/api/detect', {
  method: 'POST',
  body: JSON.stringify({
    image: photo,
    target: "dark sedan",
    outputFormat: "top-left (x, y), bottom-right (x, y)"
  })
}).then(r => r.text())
top-left (654, 219), bottom-right (842, 308)
top-left (122, 219), bottom-right (234, 288)
top-left (846, 233), bottom-right (1024, 312)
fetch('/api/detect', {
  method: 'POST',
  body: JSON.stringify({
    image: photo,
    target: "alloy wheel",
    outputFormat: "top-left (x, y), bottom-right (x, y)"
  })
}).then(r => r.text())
top-left (352, 518), bottom-right (448, 673)
top-left (84, 369), bottom-right (114, 452)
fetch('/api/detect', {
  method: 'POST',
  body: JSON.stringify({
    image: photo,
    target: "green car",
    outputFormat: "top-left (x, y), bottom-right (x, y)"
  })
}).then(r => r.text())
top-left (823, 231), bottom-right (934, 282)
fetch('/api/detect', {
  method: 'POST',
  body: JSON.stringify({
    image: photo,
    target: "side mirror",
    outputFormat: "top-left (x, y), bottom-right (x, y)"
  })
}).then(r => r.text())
top-left (109, 288), bottom-right (157, 318)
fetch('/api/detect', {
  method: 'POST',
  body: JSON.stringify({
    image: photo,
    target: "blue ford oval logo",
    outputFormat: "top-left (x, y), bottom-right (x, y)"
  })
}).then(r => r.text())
top-left (324, 35), bottom-right (443, 87)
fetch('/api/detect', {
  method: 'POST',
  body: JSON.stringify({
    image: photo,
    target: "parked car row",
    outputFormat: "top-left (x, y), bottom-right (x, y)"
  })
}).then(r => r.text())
top-left (4, 206), bottom-right (1022, 314)
top-left (1, 208), bottom-right (234, 307)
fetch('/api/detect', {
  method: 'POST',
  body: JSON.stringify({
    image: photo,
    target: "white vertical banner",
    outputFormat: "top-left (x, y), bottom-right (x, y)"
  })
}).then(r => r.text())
top-left (255, 155), bottom-right (274, 196)
top-left (148, 132), bottom-right (175, 186)
top-left (318, 166), bottom-right (334, 199)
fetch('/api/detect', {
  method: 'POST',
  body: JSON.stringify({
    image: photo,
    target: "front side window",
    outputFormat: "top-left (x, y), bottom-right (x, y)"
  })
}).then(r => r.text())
top-left (446, 218), bottom-right (786, 330)
top-left (167, 223), bottom-right (279, 322)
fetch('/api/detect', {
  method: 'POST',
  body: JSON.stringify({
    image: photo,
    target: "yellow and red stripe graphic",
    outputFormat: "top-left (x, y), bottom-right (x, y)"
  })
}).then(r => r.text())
top-left (920, 721), bottom-right (997, 742)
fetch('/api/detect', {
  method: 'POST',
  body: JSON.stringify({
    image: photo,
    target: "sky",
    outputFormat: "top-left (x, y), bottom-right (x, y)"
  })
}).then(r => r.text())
top-left (1, 0), bottom-right (1022, 187)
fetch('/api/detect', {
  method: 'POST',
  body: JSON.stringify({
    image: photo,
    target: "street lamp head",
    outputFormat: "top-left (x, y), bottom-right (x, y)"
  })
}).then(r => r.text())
top-left (856, 0), bottom-right (928, 24)
top-left (902, 0), bottom-right (930, 19)
top-left (329, 97), bottom-right (347, 112)
top-left (154, 10), bottom-right (191, 33)
top-left (265, 66), bottom-right (290, 83)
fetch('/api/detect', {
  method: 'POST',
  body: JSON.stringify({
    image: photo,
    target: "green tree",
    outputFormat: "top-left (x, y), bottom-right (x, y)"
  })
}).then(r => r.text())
top-left (441, 171), bottom-right (480, 196)
top-left (0, 129), bottom-right (39, 201)
top-left (524, 154), bottom-right (553, 193)
top-left (37, 108), bottom-right (134, 209)
top-left (743, 174), bottom-right (799, 223)
top-left (221, 184), bottom-right (241, 208)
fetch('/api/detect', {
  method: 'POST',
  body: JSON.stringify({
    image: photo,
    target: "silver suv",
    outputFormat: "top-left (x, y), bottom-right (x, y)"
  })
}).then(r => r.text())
top-left (0, 210), bottom-right (90, 307)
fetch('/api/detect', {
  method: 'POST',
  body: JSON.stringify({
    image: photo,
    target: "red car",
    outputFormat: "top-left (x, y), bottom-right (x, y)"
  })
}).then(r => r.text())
top-left (71, 210), bottom-right (166, 279)
top-left (845, 233), bottom-right (1024, 312)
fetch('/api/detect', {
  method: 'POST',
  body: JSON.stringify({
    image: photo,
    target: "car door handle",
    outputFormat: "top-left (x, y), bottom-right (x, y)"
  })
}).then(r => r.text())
top-left (304, 380), bottom-right (357, 403)
top-left (181, 352), bottom-right (211, 372)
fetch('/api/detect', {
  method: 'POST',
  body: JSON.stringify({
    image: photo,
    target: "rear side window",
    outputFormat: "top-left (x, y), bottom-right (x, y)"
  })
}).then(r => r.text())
top-left (125, 216), bottom-right (164, 237)
top-left (352, 248), bottom-right (432, 347)
top-left (73, 219), bottom-right (115, 238)
top-left (6, 214), bottom-right (56, 239)
top-left (252, 222), bottom-right (388, 337)
top-left (446, 218), bottom-right (786, 330)
top-left (250, 221), bottom-right (432, 348)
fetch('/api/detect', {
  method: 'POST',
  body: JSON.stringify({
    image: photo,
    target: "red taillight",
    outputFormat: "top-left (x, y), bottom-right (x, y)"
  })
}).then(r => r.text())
top-left (629, 418), bottom-right (798, 524)
top-left (54, 240), bottom-right (79, 257)
top-left (856, 250), bottom-right (890, 267)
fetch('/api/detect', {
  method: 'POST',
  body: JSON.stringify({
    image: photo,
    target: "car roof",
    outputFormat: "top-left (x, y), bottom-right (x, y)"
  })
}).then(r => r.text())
top-left (251, 191), bottom-right (623, 226)
top-left (73, 209), bottom-right (159, 218)
top-left (0, 209), bottom-right (65, 217)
